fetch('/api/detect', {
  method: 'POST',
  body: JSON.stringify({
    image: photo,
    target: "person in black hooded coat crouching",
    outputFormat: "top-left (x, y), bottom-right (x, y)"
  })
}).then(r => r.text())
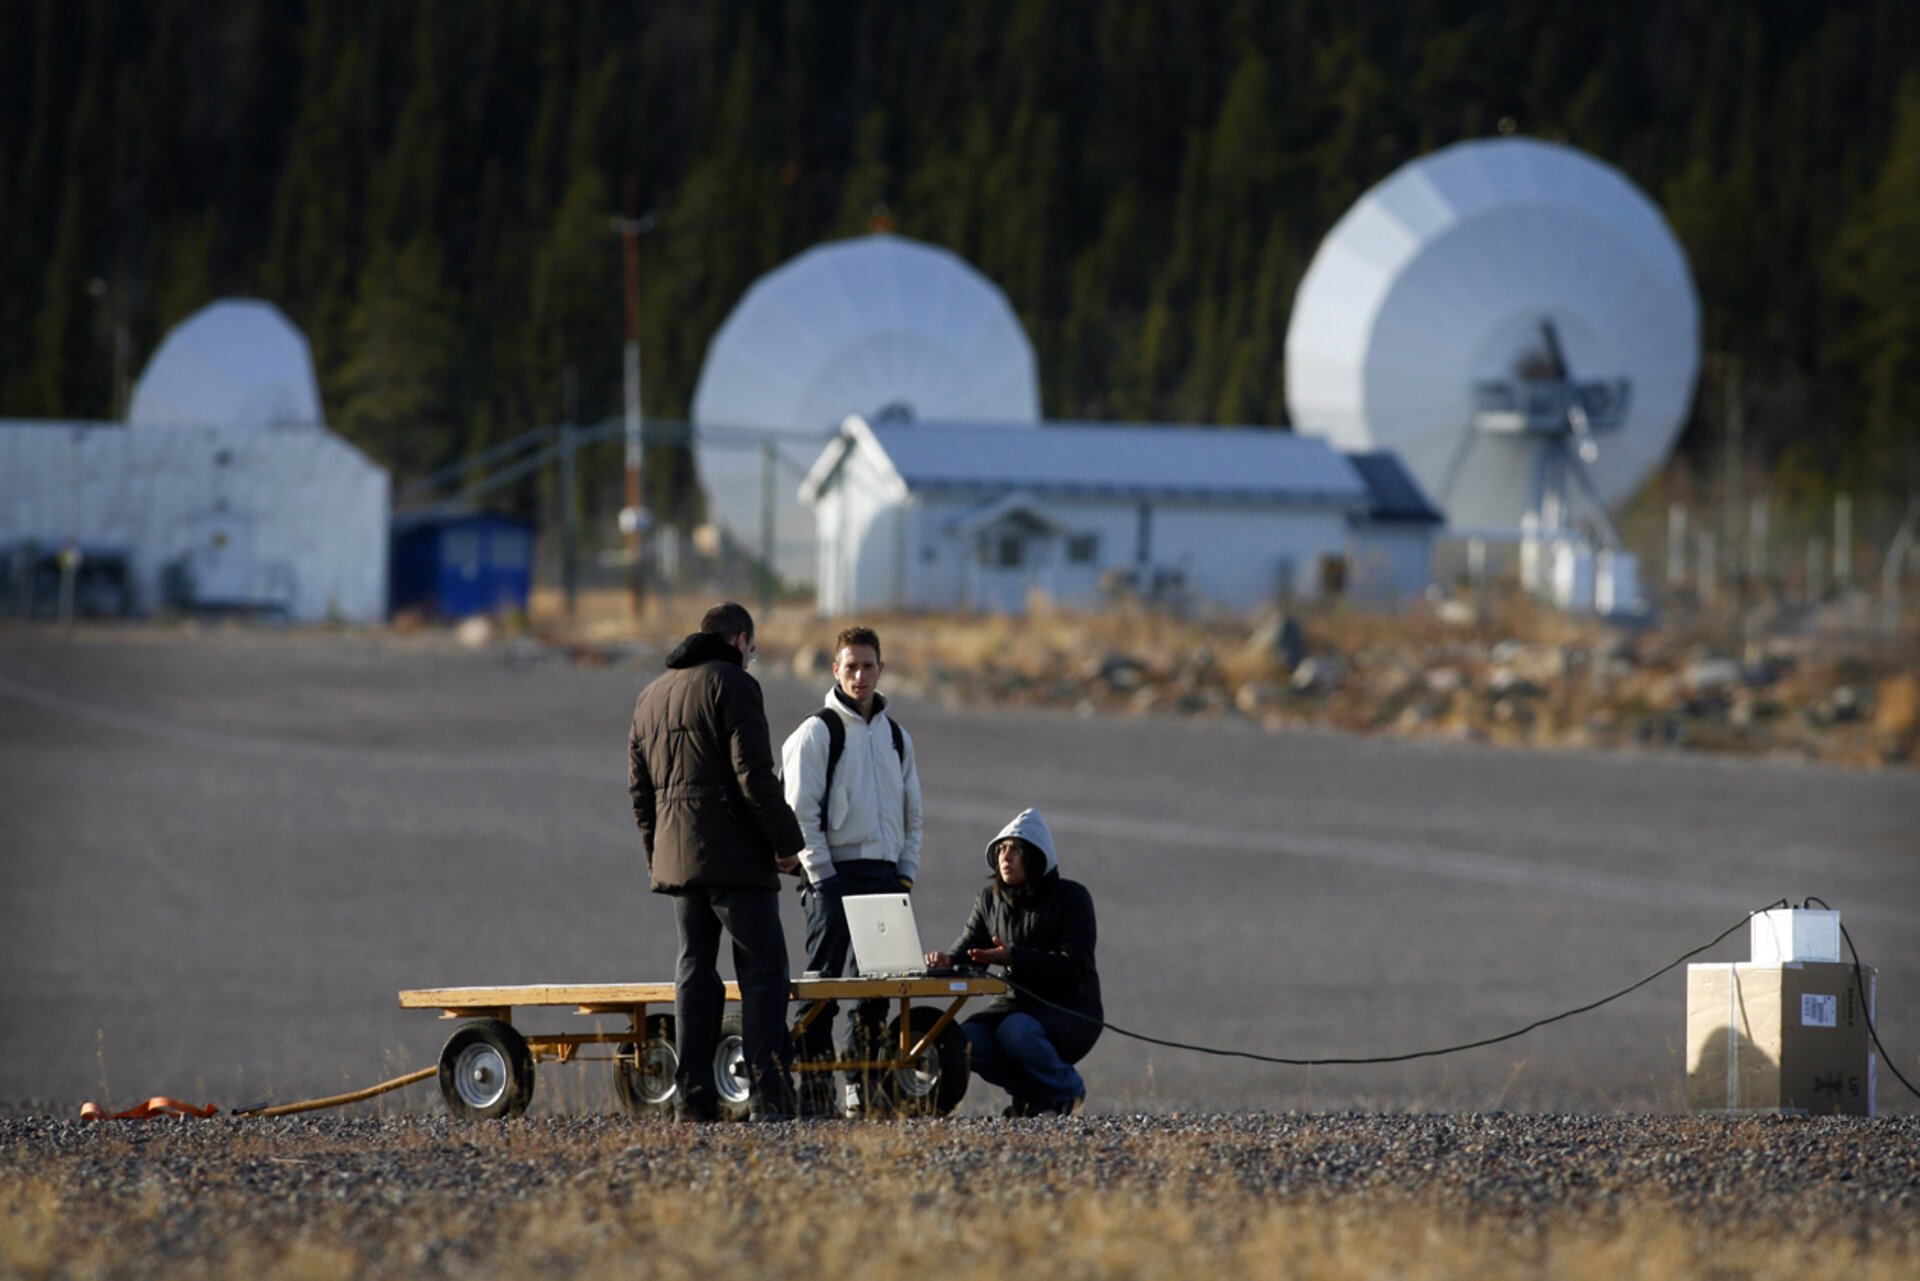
top-left (925, 807), bottom-right (1101, 1116)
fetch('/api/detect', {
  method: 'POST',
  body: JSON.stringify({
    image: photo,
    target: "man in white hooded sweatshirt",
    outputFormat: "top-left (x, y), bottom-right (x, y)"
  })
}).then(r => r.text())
top-left (781, 625), bottom-right (923, 1112)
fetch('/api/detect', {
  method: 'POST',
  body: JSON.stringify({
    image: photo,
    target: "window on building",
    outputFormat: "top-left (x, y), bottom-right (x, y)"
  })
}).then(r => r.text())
top-left (489, 529), bottom-right (530, 570)
top-left (997, 534), bottom-right (1025, 568)
top-left (444, 529), bottom-right (482, 581)
top-left (1067, 533), bottom-right (1099, 564)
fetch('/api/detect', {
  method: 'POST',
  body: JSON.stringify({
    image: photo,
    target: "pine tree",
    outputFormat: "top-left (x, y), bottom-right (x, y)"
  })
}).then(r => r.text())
top-left (330, 236), bottom-right (466, 475)
top-left (1831, 76), bottom-right (1920, 491)
top-left (5, 0), bottom-right (1919, 503)
top-left (263, 10), bottom-right (374, 394)
top-left (530, 167), bottom-right (620, 434)
top-left (27, 175), bottom-right (96, 417)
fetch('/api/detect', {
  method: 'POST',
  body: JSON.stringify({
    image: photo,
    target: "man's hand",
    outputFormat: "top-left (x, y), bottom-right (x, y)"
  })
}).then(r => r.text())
top-left (924, 951), bottom-right (951, 968)
top-left (897, 876), bottom-right (913, 891)
top-left (968, 937), bottom-right (1014, 966)
top-left (775, 852), bottom-right (802, 875)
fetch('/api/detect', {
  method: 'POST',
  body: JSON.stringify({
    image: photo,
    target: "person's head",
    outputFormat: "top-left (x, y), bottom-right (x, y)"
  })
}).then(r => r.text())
top-left (984, 808), bottom-right (1058, 897)
top-left (832, 625), bottom-right (883, 713)
top-left (990, 835), bottom-right (1034, 889)
top-left (701, 602), bottom-right (756, 664)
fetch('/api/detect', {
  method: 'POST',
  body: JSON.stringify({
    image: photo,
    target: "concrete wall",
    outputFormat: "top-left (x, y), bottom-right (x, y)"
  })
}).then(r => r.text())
top-left (0, 420), bottom-right (389, 622)
top-left (811, 438), bottom-right (906, 615)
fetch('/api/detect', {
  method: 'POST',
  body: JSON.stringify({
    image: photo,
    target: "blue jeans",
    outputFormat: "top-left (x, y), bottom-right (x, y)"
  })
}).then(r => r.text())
top-left (963, 1012), bottom-right (1085, 1107)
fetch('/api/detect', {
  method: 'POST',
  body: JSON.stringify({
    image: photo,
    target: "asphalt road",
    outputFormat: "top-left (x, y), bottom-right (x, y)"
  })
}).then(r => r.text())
top-left (3, 624), bottom-right (1916, 1117)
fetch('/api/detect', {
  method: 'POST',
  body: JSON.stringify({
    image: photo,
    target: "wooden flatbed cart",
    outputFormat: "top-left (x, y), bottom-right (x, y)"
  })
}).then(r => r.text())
top-left (399, 975), bottom-right (1007, 1120)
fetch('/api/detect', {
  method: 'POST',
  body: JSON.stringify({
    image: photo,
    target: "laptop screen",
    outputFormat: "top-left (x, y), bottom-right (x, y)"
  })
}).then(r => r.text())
top-left (841, 893), bottom-right (928, 977)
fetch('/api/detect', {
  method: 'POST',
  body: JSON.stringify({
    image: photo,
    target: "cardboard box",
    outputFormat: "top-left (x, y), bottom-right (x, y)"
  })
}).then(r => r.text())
top-left (1686, 962), bottom-right (1876, 1116)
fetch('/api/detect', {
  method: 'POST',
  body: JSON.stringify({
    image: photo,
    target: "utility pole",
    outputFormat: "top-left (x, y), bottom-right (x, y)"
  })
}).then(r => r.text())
top-left (561, 365), bottom-right (579, 621)
top-left (612, 188), bottom-right (655, 618)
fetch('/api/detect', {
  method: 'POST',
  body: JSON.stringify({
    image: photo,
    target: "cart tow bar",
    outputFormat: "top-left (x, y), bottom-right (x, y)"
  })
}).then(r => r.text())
top-left (227, 1066), bottom-right (438, 1118)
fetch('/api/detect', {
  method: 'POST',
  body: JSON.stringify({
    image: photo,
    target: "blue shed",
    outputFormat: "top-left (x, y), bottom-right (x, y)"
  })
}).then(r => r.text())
top-left (390, 510), bottom-right (534, 619)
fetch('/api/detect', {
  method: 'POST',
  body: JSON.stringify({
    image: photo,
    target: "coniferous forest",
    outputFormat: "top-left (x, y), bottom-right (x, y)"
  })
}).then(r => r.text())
top-left (4, 1), bottom-right (1917, 525)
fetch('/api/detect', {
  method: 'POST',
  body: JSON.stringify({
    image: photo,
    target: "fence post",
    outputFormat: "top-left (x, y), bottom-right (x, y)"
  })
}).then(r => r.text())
top-left (560, 420), bottom-right (578, 621)
top-left (1667, 503), bottom-right (1687, 587)
top-left (760, 437), bottom-right (775, 617)
top-left (1697, 530), bottom-right (1717, 611)
top-left (57, 541), bottom-right (80, 634)
top-left (1884, 497), bottom-right (1919, 637)
top-left (1834, 494), bottom-right (1853, 587)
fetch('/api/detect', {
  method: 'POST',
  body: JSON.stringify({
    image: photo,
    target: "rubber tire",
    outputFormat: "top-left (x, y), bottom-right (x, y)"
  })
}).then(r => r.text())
top-left (712, 1011), bottom-right (753, 1122)
top-left (872, 1006), bottom-right (969, 1117)
top-left (614, 1014), bottom-right (678, 1118)
top-left (437, 1019), bottom-right (535, 1120)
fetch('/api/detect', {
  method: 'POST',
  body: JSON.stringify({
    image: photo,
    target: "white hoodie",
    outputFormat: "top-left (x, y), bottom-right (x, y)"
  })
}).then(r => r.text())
top-left (781, 688), bottom-right (923, 885)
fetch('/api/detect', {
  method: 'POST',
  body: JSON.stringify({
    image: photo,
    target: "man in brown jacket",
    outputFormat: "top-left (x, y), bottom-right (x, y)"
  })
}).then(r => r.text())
top-left (629, 602), bottom-right (806, 1120)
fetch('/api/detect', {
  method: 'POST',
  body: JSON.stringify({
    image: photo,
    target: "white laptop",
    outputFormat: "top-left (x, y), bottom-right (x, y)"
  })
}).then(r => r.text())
top-left (841, 893), bottom-right (941, 979)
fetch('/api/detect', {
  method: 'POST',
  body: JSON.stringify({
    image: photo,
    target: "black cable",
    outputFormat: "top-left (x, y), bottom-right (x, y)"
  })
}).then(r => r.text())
top-left (997, 898), bottom-right (1792, 1068)
top-left (1801, 896), bottom-right (1920, 1102)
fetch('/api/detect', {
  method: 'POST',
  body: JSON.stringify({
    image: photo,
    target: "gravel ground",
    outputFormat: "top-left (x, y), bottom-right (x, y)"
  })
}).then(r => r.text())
top-left (4, 1113), bottom-right (1917, 1275)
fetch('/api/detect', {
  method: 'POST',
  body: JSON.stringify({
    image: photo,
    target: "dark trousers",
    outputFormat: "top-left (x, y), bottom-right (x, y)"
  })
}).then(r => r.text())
top-left (793, 861), bottom-right (902, 1066)
top-left (671, 884), bottom-right (793, 1116)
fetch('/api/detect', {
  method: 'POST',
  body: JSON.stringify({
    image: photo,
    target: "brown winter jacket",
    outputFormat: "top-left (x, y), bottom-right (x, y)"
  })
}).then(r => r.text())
top-left (628, 630), bottom-right (805, 892)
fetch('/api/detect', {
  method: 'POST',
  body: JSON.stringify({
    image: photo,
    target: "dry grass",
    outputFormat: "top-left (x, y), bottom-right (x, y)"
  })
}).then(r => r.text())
top-left (4, 1118), bottom-right (1915, 1279)
top-left (575, 588), bottom-right (1920, 767)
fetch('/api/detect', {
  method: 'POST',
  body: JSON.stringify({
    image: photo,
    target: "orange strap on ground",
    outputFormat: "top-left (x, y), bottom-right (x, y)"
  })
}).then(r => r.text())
top-left (80, 1097), bottom-right (219, 1121)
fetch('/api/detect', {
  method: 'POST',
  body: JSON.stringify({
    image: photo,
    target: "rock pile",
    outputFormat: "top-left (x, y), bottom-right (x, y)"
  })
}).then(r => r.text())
top-left (749, 599), bottom-right (1919, 767)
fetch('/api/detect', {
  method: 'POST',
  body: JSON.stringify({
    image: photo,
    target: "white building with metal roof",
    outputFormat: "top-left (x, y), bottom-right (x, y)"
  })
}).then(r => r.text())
top-left (799, 415), bottom-right (1437, 615)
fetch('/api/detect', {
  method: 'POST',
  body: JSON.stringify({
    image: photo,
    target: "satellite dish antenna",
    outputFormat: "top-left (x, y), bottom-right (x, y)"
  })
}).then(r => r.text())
top-left (1285, 137), bottom-right (1700, 554)
top-left (128, 299), bottom-right (324, 429)
top-left (691, 233), bottom-right (1039, 584)
top-left (1452, 313), bottom-right (1635, 552)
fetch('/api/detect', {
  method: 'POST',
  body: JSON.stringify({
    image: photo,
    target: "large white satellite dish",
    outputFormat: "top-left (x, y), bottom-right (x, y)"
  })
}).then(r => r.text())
top-left (690, 232), bottom-right (1040, 582)
top-left (1285, 137), bottom-right (1699, 539)
top-left (128, 299), bottom-right (324, 429)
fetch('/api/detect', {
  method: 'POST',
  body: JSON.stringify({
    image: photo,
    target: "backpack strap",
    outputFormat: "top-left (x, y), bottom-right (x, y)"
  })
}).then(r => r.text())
top-left (809, 707), bottom-right (845, 837)
top-left (809, 706), bottom-right (906, 843)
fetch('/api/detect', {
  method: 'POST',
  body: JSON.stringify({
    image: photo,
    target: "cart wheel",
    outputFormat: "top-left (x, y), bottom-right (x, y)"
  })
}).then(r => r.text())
top-left (872, 1006), bottom-right (969, 1117)
top-left (712, 1011), bottom-right (752, 1122)
top-left (438, 1019), bottom-right (535, 1120)
top-left (614, 1014), bottom-right (678, 1118)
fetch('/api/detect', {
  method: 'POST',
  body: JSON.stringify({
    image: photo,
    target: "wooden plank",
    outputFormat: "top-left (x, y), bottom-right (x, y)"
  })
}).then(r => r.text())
top-left (399, 983), bottom-right (685, 1010)
top-left (399, 975), bottom-right (1005, 1012)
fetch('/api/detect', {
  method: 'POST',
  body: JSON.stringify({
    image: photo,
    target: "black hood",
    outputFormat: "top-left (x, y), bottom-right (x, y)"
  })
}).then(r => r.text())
top-left (665, 630), bottom-right (745, 670)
